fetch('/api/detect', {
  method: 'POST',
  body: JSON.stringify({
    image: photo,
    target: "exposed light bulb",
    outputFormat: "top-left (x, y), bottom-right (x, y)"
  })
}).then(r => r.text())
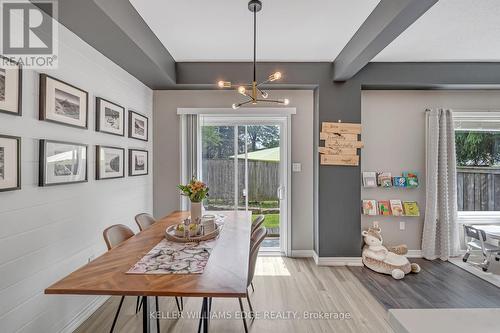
top-left (274, 72), bottom-right (282, 80)
top-left (261, 91), bottom-right (269, 99)
top-left (232, 103), bottom-right (240, 110)
top-left (283, 98), bottom-right (290, 105)
top-left (238, 86), bottom-right (246, 95)
top-left (218, 81), bottom-right (231, 88)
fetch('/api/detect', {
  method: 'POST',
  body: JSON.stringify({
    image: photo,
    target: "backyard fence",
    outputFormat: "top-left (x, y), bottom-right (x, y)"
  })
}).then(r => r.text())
top-left (202, 159), bottom-right (279, 202)
top-left (457, 167), bottom-right (500, 211)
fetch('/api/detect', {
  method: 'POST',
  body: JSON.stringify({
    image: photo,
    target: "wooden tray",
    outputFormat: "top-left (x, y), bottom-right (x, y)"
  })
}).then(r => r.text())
top-left (165, 223), bottom-right (220, 243)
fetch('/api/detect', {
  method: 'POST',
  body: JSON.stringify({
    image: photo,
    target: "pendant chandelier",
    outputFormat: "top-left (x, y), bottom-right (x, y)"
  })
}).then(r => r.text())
top-left (217, 0), bottom-right (289, 109)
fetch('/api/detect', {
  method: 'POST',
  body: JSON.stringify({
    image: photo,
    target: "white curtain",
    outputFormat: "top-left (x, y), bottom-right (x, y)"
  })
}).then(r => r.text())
top-left (422, 109), bottom-right (460, 260)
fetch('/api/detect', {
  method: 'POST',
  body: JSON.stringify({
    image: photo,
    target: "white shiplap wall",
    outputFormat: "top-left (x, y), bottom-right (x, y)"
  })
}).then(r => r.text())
top-left (0, 16), bottom-right (153, 333)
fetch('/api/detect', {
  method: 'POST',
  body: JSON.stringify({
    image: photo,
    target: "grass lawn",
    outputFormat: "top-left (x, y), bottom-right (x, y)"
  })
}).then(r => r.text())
top-left (253, 213), bottom-right (279, 229)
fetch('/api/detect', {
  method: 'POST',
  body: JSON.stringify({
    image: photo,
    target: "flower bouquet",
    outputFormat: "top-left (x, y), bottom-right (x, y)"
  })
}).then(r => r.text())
top-left (178, 178), bottom-right (209, 223)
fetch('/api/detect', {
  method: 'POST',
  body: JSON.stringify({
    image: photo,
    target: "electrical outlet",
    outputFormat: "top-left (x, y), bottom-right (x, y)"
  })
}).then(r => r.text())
top-left (399, 221), bottom-right (406, 230)
top-left (88, 254), bottom-right (95, 263)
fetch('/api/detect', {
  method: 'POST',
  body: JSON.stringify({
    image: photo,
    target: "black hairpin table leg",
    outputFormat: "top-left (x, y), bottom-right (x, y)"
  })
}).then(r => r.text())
top-left (142, 296), bottom-right (151, 333)
top-left (198, 297), bottom-right (210, 333)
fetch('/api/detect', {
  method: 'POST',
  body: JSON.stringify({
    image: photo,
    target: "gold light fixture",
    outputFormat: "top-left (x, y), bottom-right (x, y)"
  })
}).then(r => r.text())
top-left (217, 0), bottom-right (290, 109)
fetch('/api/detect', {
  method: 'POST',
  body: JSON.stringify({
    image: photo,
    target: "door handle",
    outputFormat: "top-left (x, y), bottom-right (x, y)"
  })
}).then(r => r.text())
top-left (277, 186), bottom-right (285, 200)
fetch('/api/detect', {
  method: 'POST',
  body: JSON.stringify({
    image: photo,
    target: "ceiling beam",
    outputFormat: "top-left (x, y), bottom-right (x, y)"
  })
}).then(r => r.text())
top-left (32, 0), bottom-right (176, 88)
top-left (333, 0), bottom-right (438, 82)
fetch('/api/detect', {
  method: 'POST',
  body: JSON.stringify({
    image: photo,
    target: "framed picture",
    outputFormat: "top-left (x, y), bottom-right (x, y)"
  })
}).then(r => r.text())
top-left (39, 140), bottom-right (88, 186)
top-left (129, 149), bottom-right (148, 176)
top-left (0, 56), bottom-right (22, 116)
top-left (96, 98), bottom-right (125, 136)
top-left (96, 145), bottom-right (125, 180)
top-left (128, 110), bottom-right (148, 141)
top-left (0, 134), bottom-right (21, 192)
top-left (39, 74), bottom-right (88, 129)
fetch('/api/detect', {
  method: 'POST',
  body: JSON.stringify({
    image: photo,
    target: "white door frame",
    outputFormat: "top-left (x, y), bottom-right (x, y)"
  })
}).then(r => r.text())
top-left (183, 110), bottom-right (292, 256)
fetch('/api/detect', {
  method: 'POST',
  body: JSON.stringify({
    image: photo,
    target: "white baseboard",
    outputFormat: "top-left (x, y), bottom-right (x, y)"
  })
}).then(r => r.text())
top-left (406, 250), bottom-right (423, 258)
top-left (310, 251), bottom-right (362, 266)
top-left (58, 296), bottom-right (109, 333)
top-left (290, 250), bottom-right (315, 258)
top-left (313, 251), bottom-right (319, 264)
top-left (316, 256), bottom-right (363, 266)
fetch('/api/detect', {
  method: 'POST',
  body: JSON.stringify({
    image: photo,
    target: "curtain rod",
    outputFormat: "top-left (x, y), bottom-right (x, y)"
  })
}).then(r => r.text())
top-left (425, 109), bottom-right (500, 113)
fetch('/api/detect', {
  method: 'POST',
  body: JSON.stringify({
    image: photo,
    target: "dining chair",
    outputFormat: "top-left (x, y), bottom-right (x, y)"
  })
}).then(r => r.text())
top-left (103, 224), bottom-right (161, 333)
top-left (134, 213), bottom-right (156, 231)
top-left (249, 219), bottom-right (265, 292)
top-left (199, 226), bottom-right (267, 333)
top-left (134, 213), bottom-right (184, 313)
top-left (251, 215), bottom-right (265, 235)
top-left (240, 226), bottom-right (267, 333)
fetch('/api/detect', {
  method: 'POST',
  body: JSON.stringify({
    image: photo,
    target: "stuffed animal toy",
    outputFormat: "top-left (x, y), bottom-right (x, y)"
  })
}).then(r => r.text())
top-left (361, 224), bottom-right (421, 279)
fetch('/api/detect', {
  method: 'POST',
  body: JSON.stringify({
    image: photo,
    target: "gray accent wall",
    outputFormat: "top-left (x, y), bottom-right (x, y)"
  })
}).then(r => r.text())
top-left (175, 61), bottom-right (500, 257)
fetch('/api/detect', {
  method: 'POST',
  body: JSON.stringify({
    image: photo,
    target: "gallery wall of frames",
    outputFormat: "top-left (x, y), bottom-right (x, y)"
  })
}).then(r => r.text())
top-left (0, 55), bottom-right (150, 192)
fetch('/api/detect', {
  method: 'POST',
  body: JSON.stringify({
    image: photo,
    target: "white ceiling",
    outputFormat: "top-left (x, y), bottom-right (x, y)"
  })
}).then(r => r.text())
top-left (130, 0), bottom-right (380, 62)
top-left (374, 0), bottom-right (500, 62)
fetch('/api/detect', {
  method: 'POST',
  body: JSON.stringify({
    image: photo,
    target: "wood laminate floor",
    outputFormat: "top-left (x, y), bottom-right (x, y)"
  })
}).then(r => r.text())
top-left (75, 257), bottom-right (393, 333)
top-left (349, 259), bottom-right (500, 309)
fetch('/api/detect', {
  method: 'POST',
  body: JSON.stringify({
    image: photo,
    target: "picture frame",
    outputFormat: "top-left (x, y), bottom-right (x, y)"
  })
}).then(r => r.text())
top-left (128, 110), bottom-right (148, 141)
top-left (96, 145), bottom-right (125, 180)
top-left (0, 56), bottom-right (22, 116)
top-left (39, 140), bottom-right (88, 186)
top-left (39, 74), bottom-right (88, 129)
top-left (96, 98), bottom-right (125, 136)
top-left (0, 134), bottom-right (21, 192)
top-left (129, 149), bottom-right (148, 176)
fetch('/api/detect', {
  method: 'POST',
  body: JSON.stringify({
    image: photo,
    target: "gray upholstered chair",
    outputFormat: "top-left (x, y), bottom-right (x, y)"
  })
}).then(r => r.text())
top-left (201, 226), bottom-right (267, 333)
top-left (134, 213), bottom-right (183, 313)
top-left (134, 213), bottom-right (156, 231)
top-left (103, 224), bottom-right (160, 333)
top-left (251, 215), bottom-right (265, 235)
top-left (239, 226), bottom-right (267, 332)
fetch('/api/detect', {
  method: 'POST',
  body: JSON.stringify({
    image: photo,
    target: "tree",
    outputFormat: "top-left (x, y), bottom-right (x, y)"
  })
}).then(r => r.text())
top-left (202, 126), bottom-right (234, 159)
top-left (245, 125), bottom-right (280, 152)
top-left (455, 131), bottom-right (500, 166)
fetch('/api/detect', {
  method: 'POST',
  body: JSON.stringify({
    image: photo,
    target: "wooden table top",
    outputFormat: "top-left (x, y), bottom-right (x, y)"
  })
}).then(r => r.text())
top-left (45, 211), bottom-right (251, 298)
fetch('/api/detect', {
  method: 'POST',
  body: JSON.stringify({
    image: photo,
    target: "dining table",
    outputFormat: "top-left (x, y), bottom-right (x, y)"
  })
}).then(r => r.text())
top-left (45, 210), bottom-right (252, 333)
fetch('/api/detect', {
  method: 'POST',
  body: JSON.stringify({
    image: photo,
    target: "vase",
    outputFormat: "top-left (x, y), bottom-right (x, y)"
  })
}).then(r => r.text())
top-left (190, 201), bottom-right (202, 224)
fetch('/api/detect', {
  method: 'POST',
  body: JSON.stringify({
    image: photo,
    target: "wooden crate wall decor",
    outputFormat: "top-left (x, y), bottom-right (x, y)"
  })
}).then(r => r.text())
top-left (319, 121), bottom-right (363, 166)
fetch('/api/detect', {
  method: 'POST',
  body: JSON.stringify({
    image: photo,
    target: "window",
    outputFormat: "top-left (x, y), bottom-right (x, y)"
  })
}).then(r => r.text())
top-left (454, 112), bottom-right (500, 222)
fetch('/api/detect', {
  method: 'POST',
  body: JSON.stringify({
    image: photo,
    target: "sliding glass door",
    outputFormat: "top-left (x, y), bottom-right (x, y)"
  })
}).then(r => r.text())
top-left (199, 116), bottom-right (288, 253)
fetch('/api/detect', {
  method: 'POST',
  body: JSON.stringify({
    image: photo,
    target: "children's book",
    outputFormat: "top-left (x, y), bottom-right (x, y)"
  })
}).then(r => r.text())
top-left (390, 200), bottom-right (404, 216)
top-left (377, 172), bottom-right (393, 187)
top-left (362, 200), bottom-right (378, 216)
top-left (403, 171), bottom-right (419, 188)
top-left (362, 172), bottom-right (377, 188)
top-left (403, 201), bottom-right (420, 216)
top-left (378, 201), bottom-right (392, 216)
top-left (393, 176), bottom-right (407, 188)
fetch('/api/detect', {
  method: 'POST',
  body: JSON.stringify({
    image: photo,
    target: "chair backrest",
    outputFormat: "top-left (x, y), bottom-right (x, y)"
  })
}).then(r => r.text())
top-left (103, 224), bottom-right (135, 250)
top-left (251, 215), bottom-right (265, 235)
top-left (135, 213), bottom-right (156, 231)
top-left (464, 225), bottom-right (486, 242)
top-left (248, 226), bottom-right (267, 287)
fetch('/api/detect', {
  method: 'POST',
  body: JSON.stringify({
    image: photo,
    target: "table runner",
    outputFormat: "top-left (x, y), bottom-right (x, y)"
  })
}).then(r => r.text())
top-left (127, 215), bottom-right (225, 275)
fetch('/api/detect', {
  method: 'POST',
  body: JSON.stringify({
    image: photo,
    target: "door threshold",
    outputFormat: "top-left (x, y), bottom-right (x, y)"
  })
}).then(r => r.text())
top-left (259, 248), bottom-right (284, 257)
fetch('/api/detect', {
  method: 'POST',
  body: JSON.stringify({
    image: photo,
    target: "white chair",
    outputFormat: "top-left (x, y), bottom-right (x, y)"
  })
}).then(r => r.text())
top-left (463, 225), bottom-right (500, 271)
